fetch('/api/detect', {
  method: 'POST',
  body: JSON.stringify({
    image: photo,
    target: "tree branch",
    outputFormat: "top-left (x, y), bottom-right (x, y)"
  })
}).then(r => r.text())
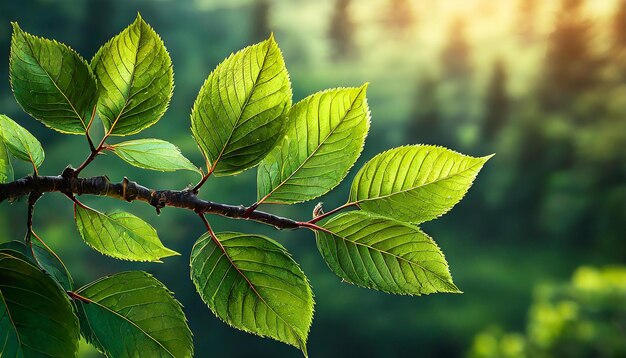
top-left (0, 168), bottom-right (301, 230)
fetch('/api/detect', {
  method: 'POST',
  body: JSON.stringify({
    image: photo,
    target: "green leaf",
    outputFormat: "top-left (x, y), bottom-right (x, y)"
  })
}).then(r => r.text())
top-left (349, 145), bottom-right (493, 224)
top-left (0, 240), bottom-right (73, 290)
top-left (9, 23), bottom-right (98, 134)
top-left (190, 232), bottom-right (313, 356)
top-left (0, 141), bottom-right (14, 183)
top-left (91, 14), bottom-right (173, 136)
top-left (111, 138), bottom-right (200, 173)
top-left (316, 211), bottom-right (460, 295)
top-left (257, 86), bottom-right (370, 204)
top-left (0, 252), bottom-right (80, 357)
top-left (191, 35), bottom-right (292, 176)
top-left (0, 114), bottom-right (45, 168)
top-left (74, 204), bottom-right (179, 262)
top-left (75, 271), bottom-right (193, 358)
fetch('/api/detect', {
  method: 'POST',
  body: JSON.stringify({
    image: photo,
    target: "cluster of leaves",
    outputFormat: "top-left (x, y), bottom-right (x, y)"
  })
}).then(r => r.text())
top-left (0, 14), bottom-right (491, 357)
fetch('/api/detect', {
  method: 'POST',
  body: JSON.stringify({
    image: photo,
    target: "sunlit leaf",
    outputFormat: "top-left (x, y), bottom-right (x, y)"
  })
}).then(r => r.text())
top-left (316, 211), bottom-right (460, 295)
top-left (0, 114), bottom-right (45, 168)
top-left (257, 86), bottom-right (370, 204)
top-left (0, 141), bottom-right (13, 183)
top-left (9, 23), bottom-right (98, 134)
top-left (350, 145), bottom-right (493, 223)
top-left (191, 35), bottom-right (292, 176)
top-left (0, 240), bottom-right (73, 290)
top-left (74, 204), bottom-right (179, 262)
top-left (190, 232), bottom-right (313, 356)
top-left (0, 252), bottom-right (80, 357)
top-left (91, 14), bottom-right (173, 135)
top-left (76, 271), bottom-right (193, 358)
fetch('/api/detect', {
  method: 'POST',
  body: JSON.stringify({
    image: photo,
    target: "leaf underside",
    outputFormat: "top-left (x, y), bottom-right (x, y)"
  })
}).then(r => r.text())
top-left (91, 14), bottom-right (173, 136)
top-left (257, 85), bottom-right (370, 204)
top-left (112, 138), bottom-right (200, 173)
top-left (0, 252), bottom-right (79, 357)
top-left (0, 114), bottom-right (45, 168)
top-left (190, 232), bottom-right (314, 356)
top-left (191, 36), bottom-right (292, 176)
top-left (316, 211), bottom-right (460, 295)
top-left (76, 271), bottom-right (193, 358)
top-left (350, 145), bottom-right (493, 224)
top-left (9, 23), bottom-right (98, 134)
top-left (74, 204), bottom-right (178, 262)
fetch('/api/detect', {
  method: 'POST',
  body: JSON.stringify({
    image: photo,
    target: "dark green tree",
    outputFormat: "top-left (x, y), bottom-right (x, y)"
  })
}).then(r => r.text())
top-left (250, 0), bottom-right (271, 43)
top-left (328, 0), bottom-right (356, 60)
top-left (540, 0), bottom-right (599, 110)
top-left (482, 59), bottom-right (510, 141)
top-left (441, 18), bottom-right (472, 80)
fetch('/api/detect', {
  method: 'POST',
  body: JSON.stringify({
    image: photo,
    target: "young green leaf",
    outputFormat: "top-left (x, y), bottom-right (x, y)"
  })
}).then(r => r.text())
top-left (9, 23), bottom-right (98, 134)
top-left (75, 271), bottom-right (193, 358)
top-left (0, 252), bottom-right (80, 357)
top-left (316, 211), bottom-right (460, 295)
top-left (91, 14), bottom-right (173, 135)
top-left (74, 204), bottom-right (179, 262)
top-left (190, 232), bottom-right (313, 356)
top-left (350, 145), bottom-right (493, 224)
top-left (0, 240), bottom-right (73, 290)
top-left (257, 86), bottom-right (370, 204)
top-left (111, 138), bottom-right (200, 173)
top-left (191, 35), bottom-right (292, 176)
top-left (0, 141), bottom-right (14, 183)
top-left (0, 114), bottom-right (45, 169)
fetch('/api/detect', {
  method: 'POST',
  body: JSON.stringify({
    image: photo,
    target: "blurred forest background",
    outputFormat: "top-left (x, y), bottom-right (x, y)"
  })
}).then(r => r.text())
top-left (1, 0), bottom-right (625, 357)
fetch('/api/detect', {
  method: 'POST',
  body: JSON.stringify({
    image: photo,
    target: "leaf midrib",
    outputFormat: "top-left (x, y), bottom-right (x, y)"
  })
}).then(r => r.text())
top-left (21, 32), bottom-right (87, 131)
top-left (0, 288), bottom-right (22, 355)
top-left (76, 293), bottom-right (176, 358)
top-left (323, 224), bottom-right (458, 291)
top-left (262, 86), bottom-right (366, 202)
top-left (208, 41), bottom-right (273, 172)
top-left (355, 156), bottom-right (485, 204)
top-left (207, 234), bottom-right (305, 349)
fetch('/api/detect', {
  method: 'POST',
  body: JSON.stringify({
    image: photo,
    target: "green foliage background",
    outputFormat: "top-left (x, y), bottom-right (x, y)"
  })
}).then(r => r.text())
top-left (0, 0), bottom-right (624, 356)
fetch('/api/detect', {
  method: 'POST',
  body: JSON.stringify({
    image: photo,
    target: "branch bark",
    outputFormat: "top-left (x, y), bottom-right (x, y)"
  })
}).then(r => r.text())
top-left (0, 168), bottom-right (301, 230)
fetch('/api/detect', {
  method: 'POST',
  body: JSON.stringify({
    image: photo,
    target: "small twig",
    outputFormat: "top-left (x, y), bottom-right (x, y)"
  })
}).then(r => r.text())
top-left (24, 191), bottom-right (43, 243)
top-left (308, 202), bottom-right (357, 224)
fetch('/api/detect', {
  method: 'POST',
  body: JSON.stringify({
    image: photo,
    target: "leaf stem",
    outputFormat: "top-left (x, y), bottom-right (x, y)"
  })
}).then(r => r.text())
top-left (67, 291), bottom-right (92, 303)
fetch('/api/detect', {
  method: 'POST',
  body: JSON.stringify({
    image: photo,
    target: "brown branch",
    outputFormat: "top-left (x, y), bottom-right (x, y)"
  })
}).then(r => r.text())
top-left (0, 168), bottom-right (301, 230)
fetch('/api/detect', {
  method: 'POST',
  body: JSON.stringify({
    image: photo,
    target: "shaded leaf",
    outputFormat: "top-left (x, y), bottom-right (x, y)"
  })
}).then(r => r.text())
top-left (76, 271), bottom-right (193, 358)
top-left (257, 86), bottom-right (370, 204)
top-left (0, 141), bottom-right (13, 183)
top-left (74, 204), bottom-right (178, 262)
top-left (91, 14), bottom-right (173, 135)
top-left (191, 35), bottom-right (292, 176)
top-left (0, 252), bottom-right (80, 357)
top-left (190, 232), bottom-right (313, 356)
top-left (9, 23), bottom-right (98, 134)
top-left (112, 138), bottom-right (200, 173)
top-left (350, 145), bottom-right (493, 223)
top-left (0, 114), bottom-right (45, 168)
top-left (316, 211), bottom-right (460, 295)
top-left (0, 240), bottom-right (73, 290)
